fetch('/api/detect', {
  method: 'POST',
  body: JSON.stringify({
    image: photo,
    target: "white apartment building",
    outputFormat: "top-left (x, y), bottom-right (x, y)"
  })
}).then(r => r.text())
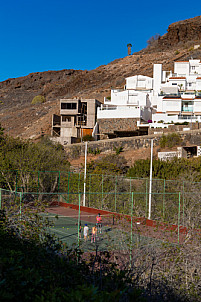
top-left (97, 75), bottom-right (153, 122)
top-left (152, 60), bottom-right (201, 123)
top-left (98, 59), bottom-right (201, 129)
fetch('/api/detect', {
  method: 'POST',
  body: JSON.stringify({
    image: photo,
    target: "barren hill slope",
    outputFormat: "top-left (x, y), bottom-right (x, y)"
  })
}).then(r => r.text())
top-left (1, 16), bottom-right (201, 140)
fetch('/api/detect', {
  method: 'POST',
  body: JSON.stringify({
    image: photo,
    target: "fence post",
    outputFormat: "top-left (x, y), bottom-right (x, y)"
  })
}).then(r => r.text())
top-left (101, 174), bottom-right (103, 210)
top-left (19, 192), bottom-right (22, 222)
top-left (58, 171), bottom-right (61, 192)
top-left (37, 171), bottom-right (40, 193)
top-left (130, 192), bottom-right (134, 268)
top-left (89, 174), bottom-right (91, 207)
top-left (178, 192), bottom-right (181, 244)
top-left (183, 181), bottom-right (185, 226)
top-left (115, 176), bottom-right (117, 212)
top-left (15, 170), bottom-right (18, 193)
top-left (145, 179), bottom-right (148, 218)
top-left (67, 172), bottom-right (70, 203)
top-left (163, 179), bottom-right (165, 219)
top-left (78, 193), bottom-right (81, 247)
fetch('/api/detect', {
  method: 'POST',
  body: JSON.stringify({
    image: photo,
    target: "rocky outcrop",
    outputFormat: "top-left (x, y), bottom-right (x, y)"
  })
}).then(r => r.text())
top-left (158, 16), bottom-right (201, 49)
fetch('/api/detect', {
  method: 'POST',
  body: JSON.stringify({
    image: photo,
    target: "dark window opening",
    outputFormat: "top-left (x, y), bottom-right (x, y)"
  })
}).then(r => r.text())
top-left (81, 102), bottom-right (87, 114)
top-left (62, 116), bottom-right (71, 122)
top-left (53, 127), bottom-right (60, 137)
top-left (61, 103), bottom-right (77, 110)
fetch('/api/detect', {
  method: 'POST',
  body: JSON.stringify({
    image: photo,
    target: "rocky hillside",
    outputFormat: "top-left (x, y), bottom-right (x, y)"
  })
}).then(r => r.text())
top-left (1, 16), bottom-right (201, 140)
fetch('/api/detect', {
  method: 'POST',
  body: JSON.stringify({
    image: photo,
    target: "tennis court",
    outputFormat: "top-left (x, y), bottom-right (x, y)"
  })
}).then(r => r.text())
top-left (42, 206), bottom-right (169, 252)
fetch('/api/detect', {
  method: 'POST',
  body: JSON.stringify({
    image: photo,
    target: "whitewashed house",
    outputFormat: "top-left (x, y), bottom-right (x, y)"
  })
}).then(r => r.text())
top-left (152, 59), bottom-right (201, 123)
top-left (97, 59), bottom-right (201, 138)
top-left (97, 75), bottom-right (153, 138)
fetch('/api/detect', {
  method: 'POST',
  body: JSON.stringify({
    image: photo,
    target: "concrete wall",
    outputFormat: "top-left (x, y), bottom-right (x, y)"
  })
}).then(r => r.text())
top-left (97, 106), bottom-right (140, 119)
top-left (64, 129), bottom-right (201, 157)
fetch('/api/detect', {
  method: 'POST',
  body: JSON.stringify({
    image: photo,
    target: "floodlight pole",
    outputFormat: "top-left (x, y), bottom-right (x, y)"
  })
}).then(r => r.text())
top-left (83, 141), bottom-right (88, 207)
top-left (148, 139), bottom-right (153, 220)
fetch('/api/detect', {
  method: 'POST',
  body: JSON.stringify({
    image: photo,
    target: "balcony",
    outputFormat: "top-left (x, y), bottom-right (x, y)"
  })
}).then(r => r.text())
top-left (181, 108), bottom-right (193, 112)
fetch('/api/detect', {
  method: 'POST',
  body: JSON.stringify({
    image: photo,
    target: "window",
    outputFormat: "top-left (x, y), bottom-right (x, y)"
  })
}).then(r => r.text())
top-left (189, 83), bottom-right (192, 87)
top-left (61, 103), bottom-right (77, 110)
top-left (172, 83), bottom-right (177, 85)
top-left (62, 116), bottom-right (71, 122)
top-left (191, 66), bottom-right (195, 70)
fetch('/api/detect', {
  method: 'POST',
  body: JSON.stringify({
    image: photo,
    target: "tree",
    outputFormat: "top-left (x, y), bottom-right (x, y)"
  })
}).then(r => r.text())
top-left (147, 34), bottom-right (160, 46)
top-left (0, 136), bottom-right (70, 194)
top-left (127, 43), bottom-right (132, 55)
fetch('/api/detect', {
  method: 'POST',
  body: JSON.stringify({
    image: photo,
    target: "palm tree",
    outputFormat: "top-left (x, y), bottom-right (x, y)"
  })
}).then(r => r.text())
top-left (127, 43), bottom-right (132, 56)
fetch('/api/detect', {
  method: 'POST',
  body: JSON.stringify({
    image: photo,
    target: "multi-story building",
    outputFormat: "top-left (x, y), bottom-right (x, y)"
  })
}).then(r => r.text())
top-left (153, 60), bottom-right (201, 123)
top-left (51, 98), bottom-right (101, 145)
top-left (97, 75), bottom-right (153, 138)
top-left (97, 59), bottom-right (201, 139)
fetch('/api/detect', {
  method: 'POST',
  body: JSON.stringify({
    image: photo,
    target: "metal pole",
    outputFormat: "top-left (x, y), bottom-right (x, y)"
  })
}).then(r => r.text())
top-left (115, 176), bottom-right (117, 212)
top-left (101, 174), bottom-right (103, 210)
top-left (78, 172), bottom-right (80, 195)
top-left (83, 141), bottom-right (87, 207)
top-left (88, 174), bottom-right (91, 207)
top-left (130, 192), bottom-right (134, 267)
top-left (37, 171), bottom-right (40, 193)
top-left (67, 172), bottom-right (70, 203)
top-left (178, 192), bottom-right (181, 244)
top-left (15, 170), bottom-right (18, 194)
top-left (145, 179), bottom-right (148, 218)
top-left (148, 139), bottom-right (153, 220)
top-left (57, 171), bottom-right (61, 204)
top-left (163, 179), bottom-right (165, 219)
top-left (78, 193), bottom-right (81, 247)
top-left (183, 181), bottom-right (185, 226)
top-left (19, 192), bottom-right (22, 221)
top-left (58, 171), bottom-right (61, 192)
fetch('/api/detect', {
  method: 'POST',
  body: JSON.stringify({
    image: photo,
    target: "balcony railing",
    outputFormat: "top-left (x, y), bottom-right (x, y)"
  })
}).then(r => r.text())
top-left (181, 108), bottom-right (193, 112)
top-left (178, 116), bottom-right (197, 120)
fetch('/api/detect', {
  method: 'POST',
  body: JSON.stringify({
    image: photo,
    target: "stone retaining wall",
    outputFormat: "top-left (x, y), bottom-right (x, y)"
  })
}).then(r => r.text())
top-left (98, 118), bottom-right (139, 136)
top-left (65, 129), bottom-right (201, 158)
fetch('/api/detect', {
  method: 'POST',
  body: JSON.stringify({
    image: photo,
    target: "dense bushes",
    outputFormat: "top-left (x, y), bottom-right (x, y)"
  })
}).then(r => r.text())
top-left (0, 135), bottom-right (70, 192)
top-left (0, 209), bottom-right (143, 302)
top-left (127, 157), bottom-right (201, 181)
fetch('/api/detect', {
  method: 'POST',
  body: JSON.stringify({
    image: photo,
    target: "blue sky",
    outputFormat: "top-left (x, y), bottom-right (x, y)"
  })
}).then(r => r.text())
top-left (0, 0), bottom-right (200, 82)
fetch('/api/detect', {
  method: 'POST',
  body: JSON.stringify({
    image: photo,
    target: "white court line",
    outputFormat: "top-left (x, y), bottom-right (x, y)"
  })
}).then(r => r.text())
top-left (50, 227), bottom-right (78, 238)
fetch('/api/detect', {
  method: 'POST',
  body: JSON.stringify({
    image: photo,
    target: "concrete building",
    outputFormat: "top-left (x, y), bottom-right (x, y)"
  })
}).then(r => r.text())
top-left (51, 98), bottom-right (101, 145)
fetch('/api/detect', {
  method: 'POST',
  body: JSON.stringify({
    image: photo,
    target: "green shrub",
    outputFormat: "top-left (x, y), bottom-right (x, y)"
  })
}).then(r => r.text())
top-left (31, 95), bottom-right (45, 104)
top-left (113, 146), bottom-right (123, 155)
top-left (160, 133), bottom-right (182, 148)
top-left (88, 147), bottom-right (101, 155)
top-left (174, 121), bottom-right (189, 125)
top-left (82, 134), bottom-right (95, 142)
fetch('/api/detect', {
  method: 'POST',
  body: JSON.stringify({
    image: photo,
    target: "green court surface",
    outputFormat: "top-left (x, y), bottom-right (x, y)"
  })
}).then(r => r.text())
top-left (41, 212), bottom-right (165, 252)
